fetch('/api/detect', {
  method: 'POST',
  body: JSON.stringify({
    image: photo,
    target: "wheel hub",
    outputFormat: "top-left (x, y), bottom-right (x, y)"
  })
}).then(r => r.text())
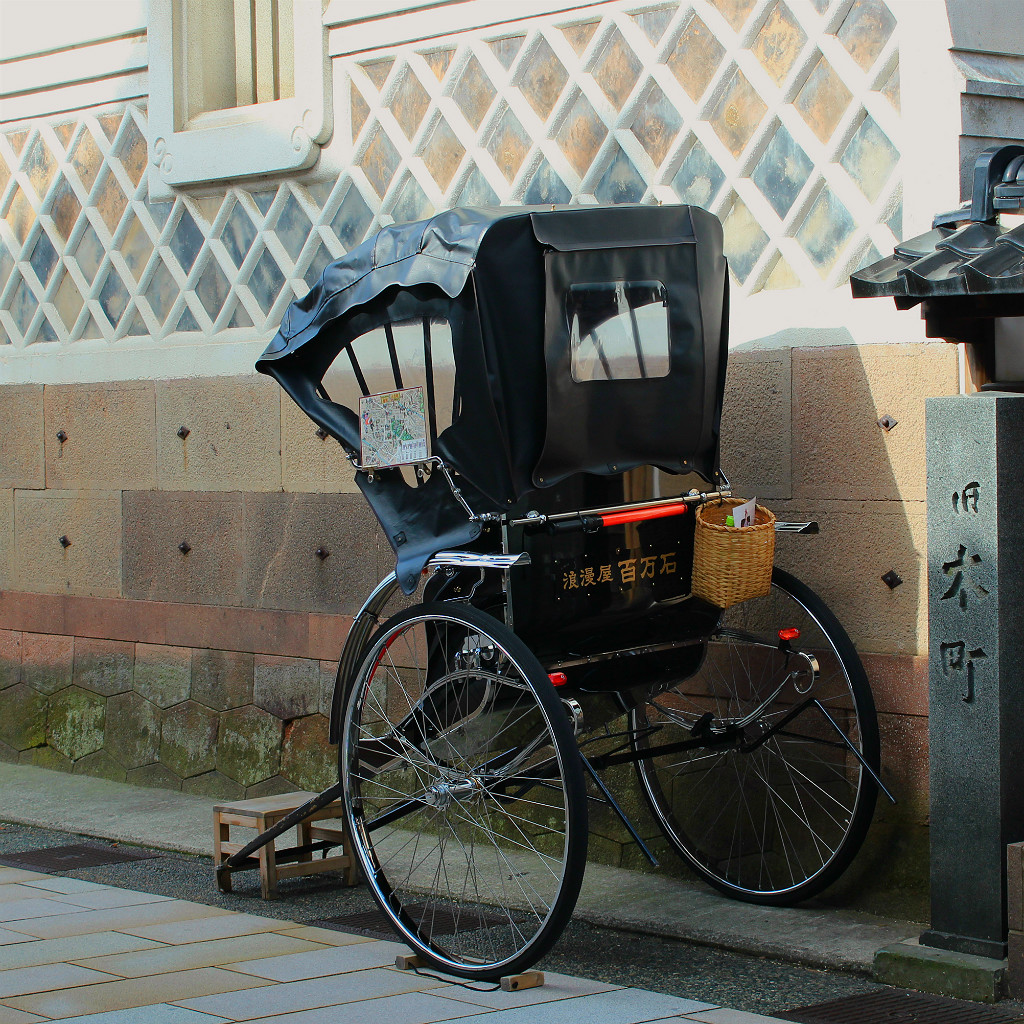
top-left (423, 776), bottom-right (482, 810)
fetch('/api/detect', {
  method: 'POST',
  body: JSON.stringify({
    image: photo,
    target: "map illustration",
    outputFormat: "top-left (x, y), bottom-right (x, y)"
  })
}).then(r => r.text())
top-left (359, 386), bottom-right (430, 468)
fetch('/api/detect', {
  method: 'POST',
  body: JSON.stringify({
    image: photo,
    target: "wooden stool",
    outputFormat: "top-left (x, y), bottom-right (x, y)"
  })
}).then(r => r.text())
top-left (213, 791), bottom-right (359, 899)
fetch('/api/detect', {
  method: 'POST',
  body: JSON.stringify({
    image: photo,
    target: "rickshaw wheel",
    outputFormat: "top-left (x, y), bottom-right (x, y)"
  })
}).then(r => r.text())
top-left (630, 568), bottom-right (879, 905)
top-left (339, 601), bottom-right (588, 980)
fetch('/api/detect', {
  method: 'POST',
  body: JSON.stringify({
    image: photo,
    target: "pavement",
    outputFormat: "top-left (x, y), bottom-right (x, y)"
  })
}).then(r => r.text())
top-left (0, 761), bottom-right (929, 1022)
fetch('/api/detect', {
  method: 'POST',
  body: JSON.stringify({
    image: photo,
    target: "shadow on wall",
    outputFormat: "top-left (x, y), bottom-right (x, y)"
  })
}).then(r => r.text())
top-left (716, 332), bottom-right (958, 920)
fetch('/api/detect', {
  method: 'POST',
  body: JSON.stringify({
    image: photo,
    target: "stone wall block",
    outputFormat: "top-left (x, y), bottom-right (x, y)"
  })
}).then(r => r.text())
top-left (0, 384), bottom-right (43, 489)
top-left (46, 686), bottom-right (105, 759)
top-left (244, 775), bottom-right (295, 799)
top-left (216, 705), bottom-right (283, 787)
top-left (281, 396), bottom-right (358, 494)
top-left (191, 649), bottom-right (253, 710)
top-left (719, 348), bottom-right (792, 500)
top-left (0, 489), bottom-right (12, 589)
top-left (21, 746), bottom-right (73, 772)
top-left (21, 633), bottom-right (74, 694)
top-left (134, 643), bottom-right (191, 707)
top-left (44, 382), bottom-right (156, 489)
top-left (122, 491), bottom-right (245, 606)
top-left (73, 749), bottom-right (127, 783)
top-left (792, 343), bottom-right (958, 503)
top-left (73, 637), bottom-right (134, 697)
top-left (319, 660), bottom-right (336, 718)
top-left (182, 770), bottom-right (245, 800)
top-left (156, 376), bottom-right (282, 492)
top-left (254, 654), bottom-right (319, 720)
top-left (875, 712), bottom-right (929, 825)
top-left (280, 714), bottom-right (335, 791)
top-left (104, 691), bottom-right (162, 769)
top-left (0, 630), bottom-right (22, 689)
top-left (160, 700), bottom-right (219, 779)
top-left (242, 493), bottom-right (382, 614)
top-left (0, 683), bottom-right (47, 750)
top-left (127, 762), bottom-right (182, 791)
top-left (14, 490), bottom-right (122, 597)
top-left (772, 499), bottom-right (927, 656)
top-left (0, 741), bottom-right (20, 764)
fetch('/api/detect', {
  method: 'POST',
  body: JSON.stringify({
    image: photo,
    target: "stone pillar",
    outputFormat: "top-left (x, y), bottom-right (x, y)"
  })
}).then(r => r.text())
top-left (922, 392), bottom-right (1024, 959)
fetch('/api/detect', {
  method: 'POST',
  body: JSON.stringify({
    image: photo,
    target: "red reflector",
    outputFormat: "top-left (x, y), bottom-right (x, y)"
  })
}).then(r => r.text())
top-left (548, 672), bottom-right (568, 687)
top-left (778, 628), bottom-right (801, 641)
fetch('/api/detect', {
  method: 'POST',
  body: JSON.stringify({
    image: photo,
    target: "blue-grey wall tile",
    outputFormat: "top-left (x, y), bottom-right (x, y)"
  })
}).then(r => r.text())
top-left (221, 200), bottom-right (258, 267)
top-left (274, 192), bottom-right (312, 263)
top-left (751, 122), bottom-right (813, 218)
top-left (145, 258), bottom-right (179, 324)
top-left (523, 160), bottom-right (571, 205)
top-left (595, 145), bottom-right (646, 204)
top-left (459, 165), bottom-right (501, 206)
top-left (27, 228), bottom-right (57, 286)
top-left (195, 255), bottom-right (230, 320)
top-left (330, 186), bottom-right (373, 250)
top-left (247, 247), bottom-right (285, 313)
top-left (169, 207), bottom-right (204, 274)
top-left (672, 138), bottom-right (725, 209)
top-left (840, 114), bottom-right (898, 202)
top-left (98, 265), bottom-right (130, 324)
top-left (795, 185), bottom-right (857, 276)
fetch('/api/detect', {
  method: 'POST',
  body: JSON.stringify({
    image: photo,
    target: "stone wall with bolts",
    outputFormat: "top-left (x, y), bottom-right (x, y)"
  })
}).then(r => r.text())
top-left (0, 338), bottom-right (957, 918)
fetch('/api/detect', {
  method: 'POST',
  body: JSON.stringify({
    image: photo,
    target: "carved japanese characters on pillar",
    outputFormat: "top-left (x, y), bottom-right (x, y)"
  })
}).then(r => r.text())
top-left (939, 481), bottom-right (991, 705)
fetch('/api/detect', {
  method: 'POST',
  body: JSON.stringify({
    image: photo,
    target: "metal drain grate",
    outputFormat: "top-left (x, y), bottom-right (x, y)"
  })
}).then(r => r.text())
top-left (781, 990), bottom-right (1024, 1024)
top-left (0, 843), bottom-right (159, 872)
top-left (311, 903), bottom-right (510, 939)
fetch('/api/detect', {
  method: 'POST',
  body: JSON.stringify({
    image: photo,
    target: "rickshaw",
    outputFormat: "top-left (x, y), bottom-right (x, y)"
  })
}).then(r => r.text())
top-left (255, 204), bottom-right (882, 980)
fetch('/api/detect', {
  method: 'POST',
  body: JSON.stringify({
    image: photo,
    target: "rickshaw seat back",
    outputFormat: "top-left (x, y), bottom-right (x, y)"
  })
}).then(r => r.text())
top-left (257, 205), bottom-right (729, 593)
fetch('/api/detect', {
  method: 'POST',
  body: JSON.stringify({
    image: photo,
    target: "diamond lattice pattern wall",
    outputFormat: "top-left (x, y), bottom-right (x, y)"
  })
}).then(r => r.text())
top-left (0, 0), bottom-right (900, 354)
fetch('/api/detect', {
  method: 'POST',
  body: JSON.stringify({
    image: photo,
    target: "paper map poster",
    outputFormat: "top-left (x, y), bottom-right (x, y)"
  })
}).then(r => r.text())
top-left (359, 386), bottom-right (430, 468)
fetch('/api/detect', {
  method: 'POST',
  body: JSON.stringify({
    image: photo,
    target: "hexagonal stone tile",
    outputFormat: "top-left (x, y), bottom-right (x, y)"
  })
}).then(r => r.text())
top-left (0, 683), bottom-right (47, 750)
top-left (281, 714), bottom-right (335, 792)
top-left (192, 649), bottom-right (253, 711)
top-left (160, 700), bottom-right (219, 778)
top-left (22, 632), bottom-right (73, 695)
top-left (47, 686), bottom-right (106, 759)
top-left (134, 643), bottom-right (191, 708)
top-left (20, 745), bottom-right (73, 772)
top-left (0, 630), bottom-right (22, 689)
top-left (127, 762), bottom-right (182, 791)
top-left (73, 638), bottom-right (133, 697)
top-left (254, 655), bottom-right (318, 720)
top-left (105, 691), bottom-right (162, 769)
top-left (245, 774), bottom-right (295, 799)
top-left (182, 770), bottom-right (244, 800)
top-left (216, 705), bottom-right (282, 787)
top-left (73, 749), bottom-right (127, 782)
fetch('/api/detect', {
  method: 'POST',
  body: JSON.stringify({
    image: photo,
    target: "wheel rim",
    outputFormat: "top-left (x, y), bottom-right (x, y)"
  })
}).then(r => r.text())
top-left (341, 609), bottom-right (579, 975)
top-left (633, 577), bottom-right (876, 900)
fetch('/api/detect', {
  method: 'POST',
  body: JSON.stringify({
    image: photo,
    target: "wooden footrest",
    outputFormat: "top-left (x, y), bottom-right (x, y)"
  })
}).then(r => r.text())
top-left (213, 791), bottom-right (359, 899)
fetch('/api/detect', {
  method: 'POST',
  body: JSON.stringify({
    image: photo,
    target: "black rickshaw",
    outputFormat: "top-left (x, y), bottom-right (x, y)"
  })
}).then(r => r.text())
top-left (254, 204), bottom-right (882, 980)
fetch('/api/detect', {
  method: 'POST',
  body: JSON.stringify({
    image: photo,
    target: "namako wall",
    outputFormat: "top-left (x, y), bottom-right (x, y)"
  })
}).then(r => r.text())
top-left (0, 0), bottom-right (994, 915)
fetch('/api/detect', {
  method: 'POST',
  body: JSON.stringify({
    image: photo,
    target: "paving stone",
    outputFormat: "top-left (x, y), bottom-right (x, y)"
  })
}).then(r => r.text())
top-left (159, 700), bottom-right (218, 779)
top-left (191, 649), bottom-right (253, 711)
top-left (104, 691), bottom-right (162, 769)
top-left (254, 655), bottom-right (318, 720)
top-left (225, 939), bottom-right (417, 980)
top-left (73, 638), bottom-right (134, 697)
top-left (178, 967), bottom-right (446, 1018)
top-left (72, 749), bottom-right (127, 783)
top-left (0, 931), bottom-right (161, 971)
top-left (73, 931), bottom-right (329, 978)
top-left (46, 686), bottom-right (105, 759)
top-left (125, 762), bottom-right (182, 790)
top-left (9, 900), bottom-right (233, 940)
top-left (280, 715), bottom-right (335, 792)
top-left (5, 966), bottom-right (270, 1018)
top-left (181, 770), bottom-right (244, 800)
top-left (122, 911), bottom-right (287, 944)
top-left (133, 643), bottom-right (191, 707)
top-left (21, 632), bottom-right (73, 695)
top-left (0, 962), bottom-right (117, 998)
top-left (0, 684), bottom-right (47, 750)
top-left (216, 705), bottom-right (282, 787)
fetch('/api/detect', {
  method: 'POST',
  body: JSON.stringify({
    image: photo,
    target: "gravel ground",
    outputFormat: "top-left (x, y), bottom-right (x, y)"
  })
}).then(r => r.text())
top-left (0, 820), bottom-right (1015, 1019)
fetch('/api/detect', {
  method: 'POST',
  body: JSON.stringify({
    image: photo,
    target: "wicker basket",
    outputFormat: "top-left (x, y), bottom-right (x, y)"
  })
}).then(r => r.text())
top-left (691, 498), bottom-right (776, 609)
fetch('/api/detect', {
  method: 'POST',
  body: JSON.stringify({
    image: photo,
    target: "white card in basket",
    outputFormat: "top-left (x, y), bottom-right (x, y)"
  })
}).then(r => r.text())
top-left (734, 496), bottom-right (757, 528)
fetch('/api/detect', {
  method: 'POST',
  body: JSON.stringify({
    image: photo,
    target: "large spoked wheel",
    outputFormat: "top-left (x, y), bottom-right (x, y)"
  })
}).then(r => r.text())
top-left (339, 601), bottom-right (587, 980)
top-left (630, 568), bottom-right (879, 905)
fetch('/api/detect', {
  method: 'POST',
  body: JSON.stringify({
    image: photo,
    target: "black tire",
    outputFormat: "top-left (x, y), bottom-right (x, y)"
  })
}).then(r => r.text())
top-left (630, 568), bottom-right (879, 905)
top-left (339, 601), bottom-right (588, 979)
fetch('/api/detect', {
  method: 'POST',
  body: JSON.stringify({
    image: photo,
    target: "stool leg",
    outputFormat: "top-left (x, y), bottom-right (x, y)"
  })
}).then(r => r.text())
top-left (297, 821), bottom-right (313, 864)
top-left (214, 816), bottom-right (233, 893)
top-left (258, 819), bottom-right (279, 900)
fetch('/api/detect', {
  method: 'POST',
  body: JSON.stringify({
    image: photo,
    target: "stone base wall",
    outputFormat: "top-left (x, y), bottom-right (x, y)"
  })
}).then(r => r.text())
top-left (0, 338), bottom-right (957, 918)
